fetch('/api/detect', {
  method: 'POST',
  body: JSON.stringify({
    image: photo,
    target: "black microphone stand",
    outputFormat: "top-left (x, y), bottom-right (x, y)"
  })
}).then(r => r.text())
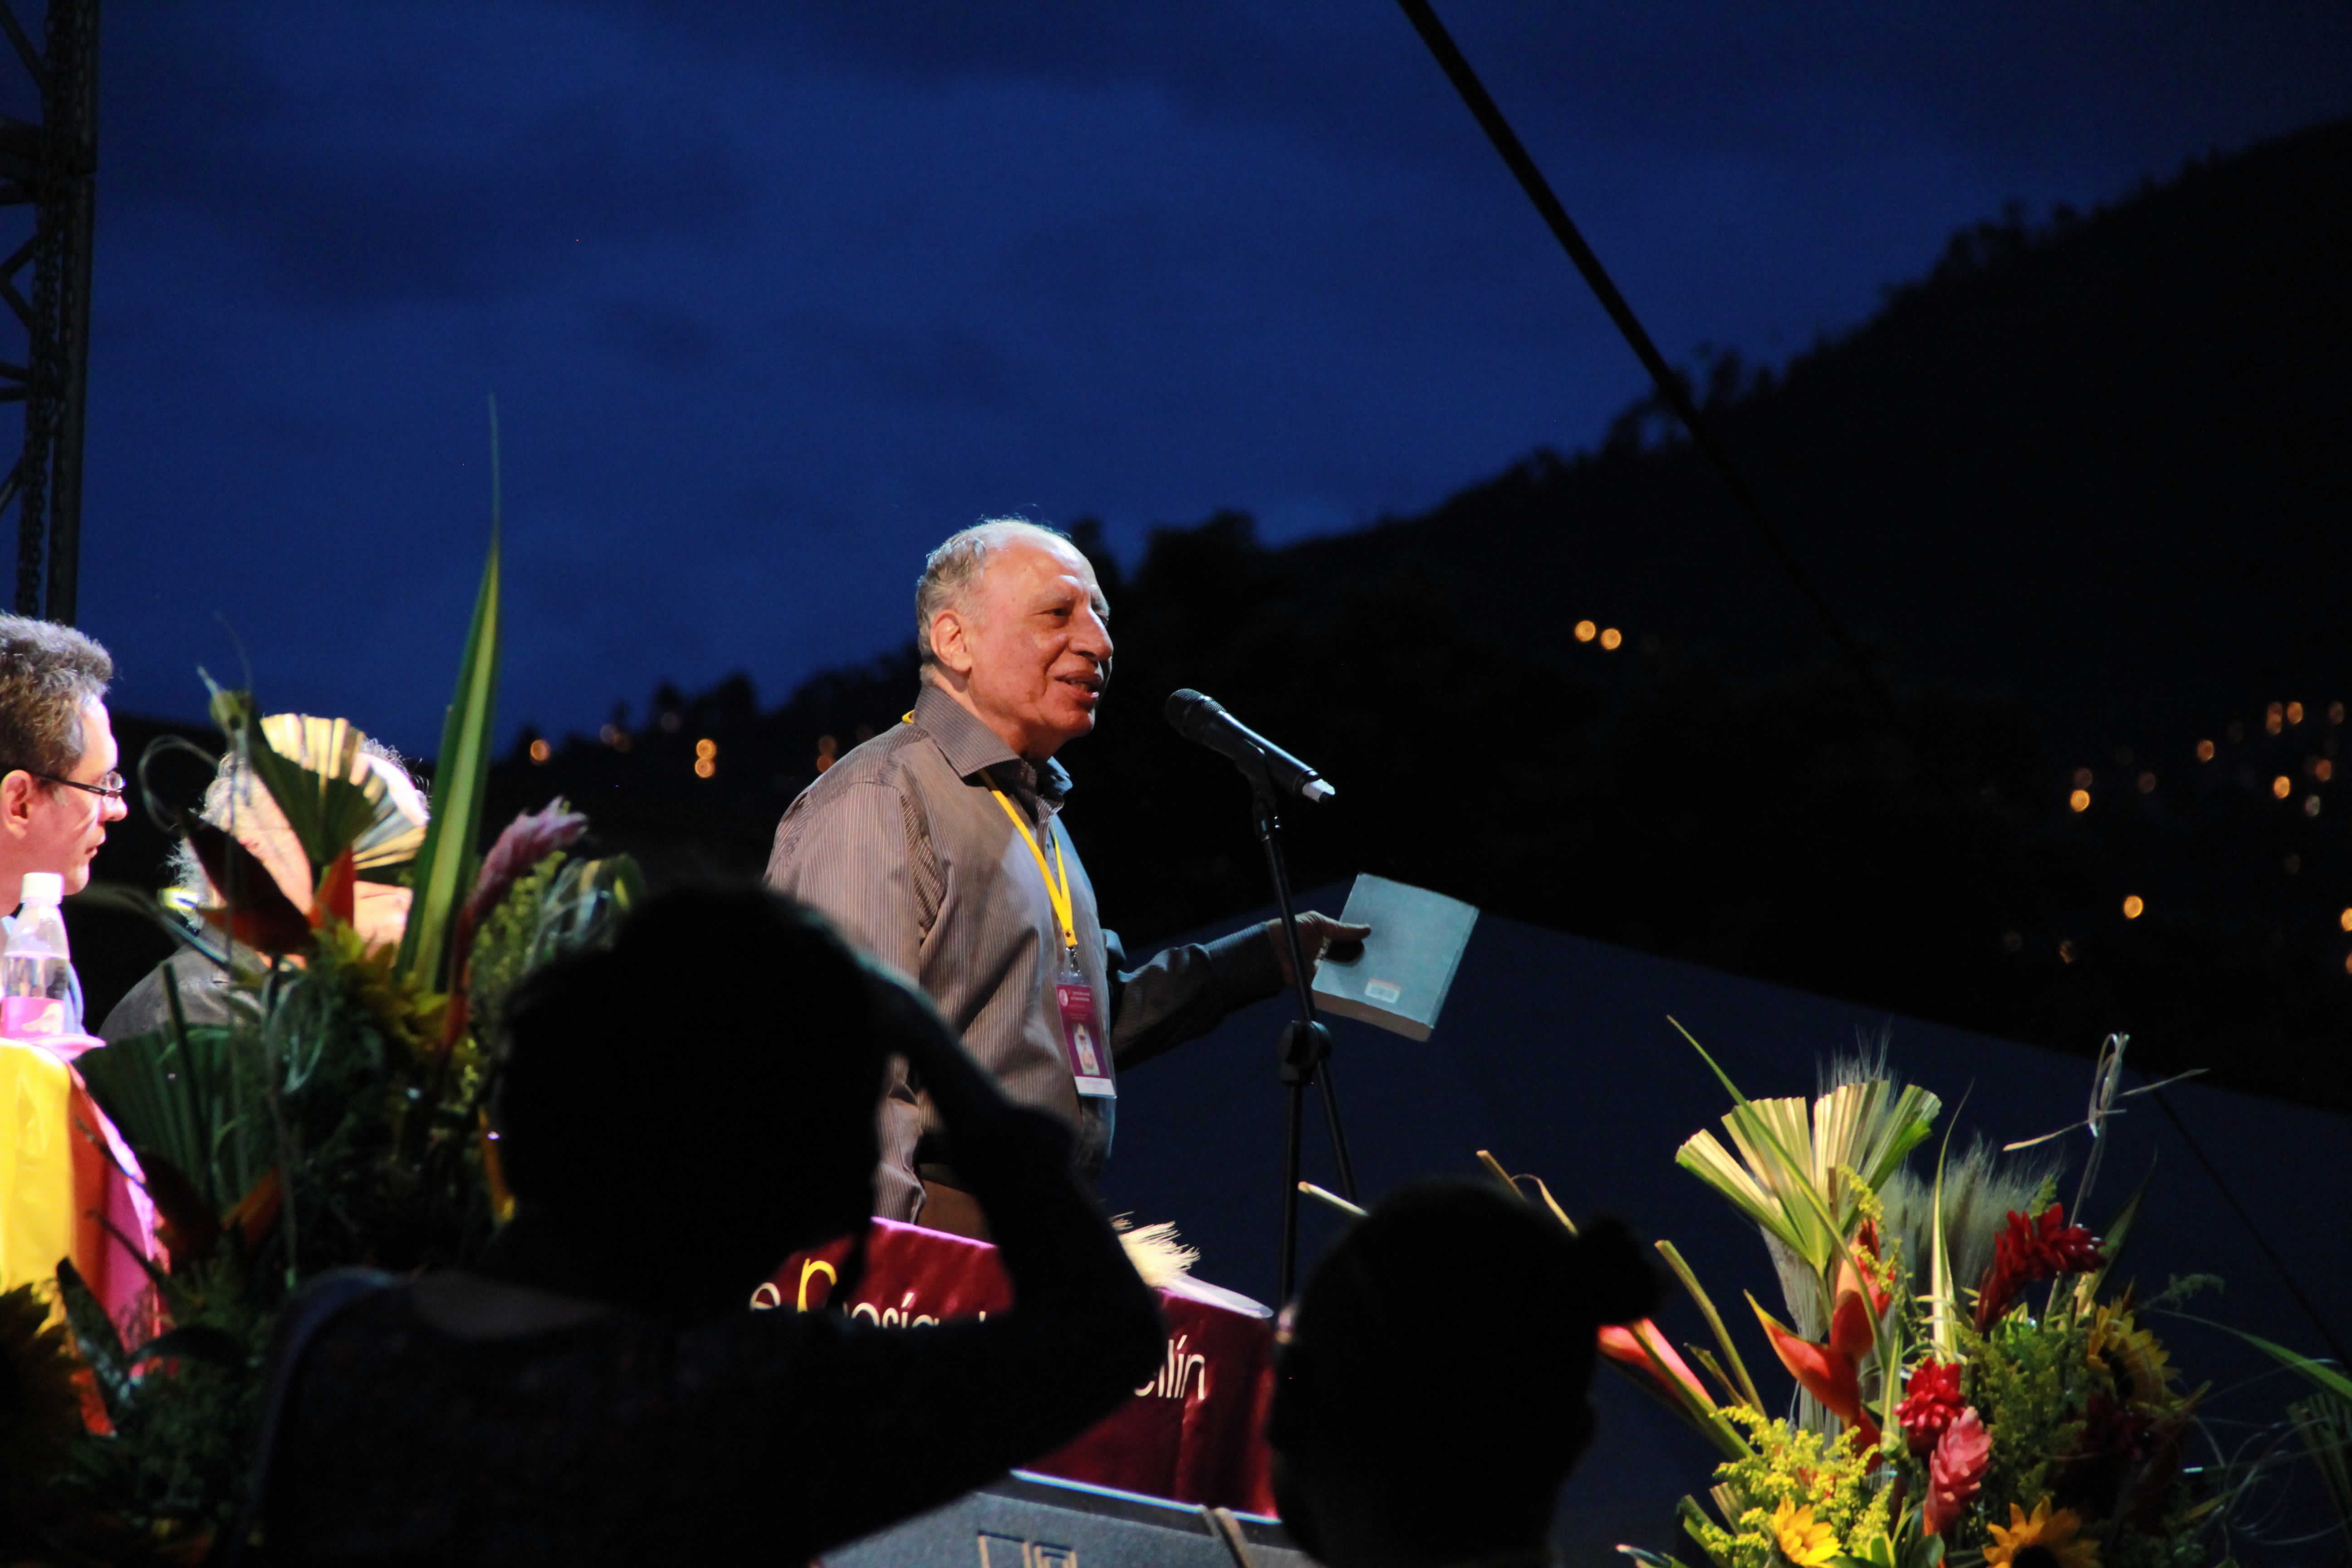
top-left (1250, 774), bottom-right (1357, 1302)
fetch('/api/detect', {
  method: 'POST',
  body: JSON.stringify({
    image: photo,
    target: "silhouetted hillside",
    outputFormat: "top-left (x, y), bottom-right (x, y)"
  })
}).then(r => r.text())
top-left (1317, 115), bottom-right (2352, 751)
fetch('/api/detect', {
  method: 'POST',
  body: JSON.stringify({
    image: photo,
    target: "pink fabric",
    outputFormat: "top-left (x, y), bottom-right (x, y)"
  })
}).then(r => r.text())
top-left (40, 1038), bottom-right (168, 1350)
top-left (773, 1218), bottom-right (1279, 1512)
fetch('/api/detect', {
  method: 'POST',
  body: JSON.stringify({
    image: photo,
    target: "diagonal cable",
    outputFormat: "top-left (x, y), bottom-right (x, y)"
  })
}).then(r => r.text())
top-left (1392, 0), bottom-right (1897, 725)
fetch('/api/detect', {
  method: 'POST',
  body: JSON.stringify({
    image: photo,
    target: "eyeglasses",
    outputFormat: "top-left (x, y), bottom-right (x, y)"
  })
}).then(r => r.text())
top-left (12, 769), bottom-right (126, 802)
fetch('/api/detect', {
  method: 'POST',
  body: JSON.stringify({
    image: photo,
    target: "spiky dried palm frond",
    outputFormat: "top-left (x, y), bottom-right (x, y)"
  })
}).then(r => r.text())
top-left (254, 713), bottom-right (428, 879)
top-left (1674, 1033), bottom-right (1941, 1282)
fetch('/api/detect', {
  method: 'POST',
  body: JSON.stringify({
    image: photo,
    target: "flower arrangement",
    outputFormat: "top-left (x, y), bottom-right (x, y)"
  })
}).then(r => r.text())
top-left (1491, 1028), bottom-right (2262, 1568)
top-left (0, 421), bottom-right (642, 1563)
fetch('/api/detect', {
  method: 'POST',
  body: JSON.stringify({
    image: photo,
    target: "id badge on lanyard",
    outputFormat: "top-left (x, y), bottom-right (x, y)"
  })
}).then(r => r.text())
top-left (1056, 946), bottom-right (1115, 1098)
top-left (984, 773), bottom-right (1117, 1101)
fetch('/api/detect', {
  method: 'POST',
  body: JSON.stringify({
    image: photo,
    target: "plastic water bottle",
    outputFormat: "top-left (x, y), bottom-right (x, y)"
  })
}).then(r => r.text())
top-left (2, 871), bottom-right (78, 1037)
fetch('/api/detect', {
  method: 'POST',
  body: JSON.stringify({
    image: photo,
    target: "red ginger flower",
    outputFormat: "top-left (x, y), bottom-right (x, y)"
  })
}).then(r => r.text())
top-left (462, 799), bottom-right (590, 941)
top-left (1898, 1359), bottom-right (1967, 1455)
top-left (1975, 1204), bottom-right (2103, 1329)
top-left (1924, 1406), bottom-right (1990, 1535)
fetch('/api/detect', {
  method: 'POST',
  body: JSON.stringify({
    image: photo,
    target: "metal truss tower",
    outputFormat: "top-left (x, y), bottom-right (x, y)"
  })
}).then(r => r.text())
top-left (0, 0), bottom-right (95, 624)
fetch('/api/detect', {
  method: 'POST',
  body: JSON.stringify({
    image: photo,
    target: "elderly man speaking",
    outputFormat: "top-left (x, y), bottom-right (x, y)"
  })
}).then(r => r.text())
top-left (767, 519), bottom-right (1362, 1233)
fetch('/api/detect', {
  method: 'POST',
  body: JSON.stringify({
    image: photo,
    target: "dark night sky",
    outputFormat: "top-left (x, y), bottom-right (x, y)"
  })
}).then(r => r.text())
top-left (65, 2), bottom-right (2352, 756)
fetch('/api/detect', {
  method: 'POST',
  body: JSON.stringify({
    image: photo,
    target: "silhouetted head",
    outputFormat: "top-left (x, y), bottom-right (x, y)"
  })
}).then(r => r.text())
top-left (1267, 1180), bottom-right (1663, 1567)
top-left (494, 887), bottom-right (887, 1313)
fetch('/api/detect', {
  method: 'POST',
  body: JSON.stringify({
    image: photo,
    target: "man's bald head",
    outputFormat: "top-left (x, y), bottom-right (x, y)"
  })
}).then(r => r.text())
top-left (914, 519), bottom-right (1113, 762)
top-left (914, 519), bottom-right (1078, 672)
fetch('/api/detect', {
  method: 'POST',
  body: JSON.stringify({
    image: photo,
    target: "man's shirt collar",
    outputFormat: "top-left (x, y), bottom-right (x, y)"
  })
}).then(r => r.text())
top-left (912, 682), bottom-right (1072, 805)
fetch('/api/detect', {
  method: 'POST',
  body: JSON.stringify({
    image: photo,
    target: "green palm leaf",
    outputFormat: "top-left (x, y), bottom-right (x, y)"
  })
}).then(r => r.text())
top-left (397, 396), bottom-right (505, 991)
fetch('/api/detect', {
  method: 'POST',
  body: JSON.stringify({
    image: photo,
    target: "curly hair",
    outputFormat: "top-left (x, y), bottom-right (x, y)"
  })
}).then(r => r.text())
top-left (0, 614), bottom-right (113, 781)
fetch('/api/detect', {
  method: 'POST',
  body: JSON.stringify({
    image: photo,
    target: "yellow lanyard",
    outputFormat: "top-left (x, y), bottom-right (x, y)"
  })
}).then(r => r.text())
top-left (981, 771), bottom-right (1079, 959)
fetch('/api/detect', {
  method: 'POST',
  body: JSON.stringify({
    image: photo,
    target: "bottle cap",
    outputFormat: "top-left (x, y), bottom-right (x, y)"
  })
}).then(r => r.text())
top-left (19, 871), bottom-right (63, 905)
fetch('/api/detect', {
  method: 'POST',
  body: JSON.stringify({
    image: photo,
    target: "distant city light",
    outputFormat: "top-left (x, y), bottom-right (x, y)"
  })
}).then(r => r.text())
top-left (2343, 952), bottom-right (2352, 976)
top-left (815, 735), bottom-right (839, 773)
top-left (2316, 759), bottom-right (2335, 783)
top-left (2340, 908), bottom-right (2352, 933)
top-left (693, 757), bottom-right (716, 779)
top-left (1574, 620), bottom-right (1597, 643)
top-left (2072, 766), bottom-right (2094, 788)
top-left (2136, 771), bottom-right (2156, 794)
top-left (2058, 940), bottom-right (2076, 964)
top-left (2333, 701), bottom-right (2347, 725)
top-left (1599, 627), bottom-right (1623, 651)
top-left (2069, 789), bottom-right (2091, 813)
top-left (2195, 739), bottom-right (2215, 762)
top-left (528, 738), bottom-right (550, 764)
top-left (2122, 895), bottom-right (2144, 920)
top-left (2274, 775), bottom-right (2293, 799)
top-left (695, 738), bottom-right (718, 760)
top-left (2306, 795), bottom-right (2323, 818)
top-left (2287, 701), bottom-right (2305, 725)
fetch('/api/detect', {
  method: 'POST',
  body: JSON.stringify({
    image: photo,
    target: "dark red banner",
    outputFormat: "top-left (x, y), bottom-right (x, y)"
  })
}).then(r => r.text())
top-left (768, 1219), bottom-right (1278, 1514)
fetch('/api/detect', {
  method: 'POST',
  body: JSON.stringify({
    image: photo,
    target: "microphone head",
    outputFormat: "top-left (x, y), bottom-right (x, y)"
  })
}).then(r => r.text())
top-left (1164, 688), bottom-right (1222, 735)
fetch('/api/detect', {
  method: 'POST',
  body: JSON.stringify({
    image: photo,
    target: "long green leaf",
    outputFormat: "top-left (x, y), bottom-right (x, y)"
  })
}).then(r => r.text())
top-left (1657, 1238), bottom-right (1763, 1410)
top-left (2224, 1324), bottom-right (2352, 1403)
top-left (397, 396), bottom-right (505, 990)
top-left (1927, 1117), bottom-right (1958, 1357)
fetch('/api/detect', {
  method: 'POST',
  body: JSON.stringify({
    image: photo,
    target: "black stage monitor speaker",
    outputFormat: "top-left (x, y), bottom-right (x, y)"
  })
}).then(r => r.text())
top-left (824, 1470), bottom-right (1313, 1568)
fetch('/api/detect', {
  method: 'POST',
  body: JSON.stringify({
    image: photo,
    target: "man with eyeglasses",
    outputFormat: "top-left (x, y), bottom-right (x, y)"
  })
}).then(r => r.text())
top-left (0, 615), bottom-right (125, 952)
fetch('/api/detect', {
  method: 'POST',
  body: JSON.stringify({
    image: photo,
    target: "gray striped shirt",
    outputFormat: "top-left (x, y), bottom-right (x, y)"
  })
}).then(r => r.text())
top-left (765, 681), bottom-right (1282, 1221)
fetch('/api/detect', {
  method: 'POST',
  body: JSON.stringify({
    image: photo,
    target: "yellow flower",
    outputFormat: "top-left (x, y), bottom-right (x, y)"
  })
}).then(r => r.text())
top-left (2086, 1303), bottom-right (2176, 1404)
top-left (1769, 1498), bottom-right (1840, 1567)
top-left (1984, 1497), bottom-right (2098, 1568)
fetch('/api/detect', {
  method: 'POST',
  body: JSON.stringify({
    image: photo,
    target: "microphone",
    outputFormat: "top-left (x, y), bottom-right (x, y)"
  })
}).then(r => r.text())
top-left (1163, 689), bottom-right (1335, 804)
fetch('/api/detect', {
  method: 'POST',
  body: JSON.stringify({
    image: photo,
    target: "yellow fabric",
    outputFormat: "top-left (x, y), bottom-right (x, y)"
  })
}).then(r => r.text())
top-left (980, 771), bottom-right (1078, 958)
top-left (1, 1042), bottom-right (78, 1327)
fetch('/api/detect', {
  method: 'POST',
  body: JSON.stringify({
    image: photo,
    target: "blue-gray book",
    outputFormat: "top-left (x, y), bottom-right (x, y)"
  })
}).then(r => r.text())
top-left (1309, 874), bottom-right (1479, 1041)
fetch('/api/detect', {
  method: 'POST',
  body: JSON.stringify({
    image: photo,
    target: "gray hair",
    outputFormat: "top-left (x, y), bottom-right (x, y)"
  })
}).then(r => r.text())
top-left (0, 613), bottom-right (112, 781)
top-left (913, 518), bottom-right (1072, 671)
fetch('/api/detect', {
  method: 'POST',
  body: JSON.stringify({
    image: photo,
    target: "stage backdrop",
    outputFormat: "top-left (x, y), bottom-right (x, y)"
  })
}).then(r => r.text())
top-left (1095, 885), bottom-right (2352, 1563)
